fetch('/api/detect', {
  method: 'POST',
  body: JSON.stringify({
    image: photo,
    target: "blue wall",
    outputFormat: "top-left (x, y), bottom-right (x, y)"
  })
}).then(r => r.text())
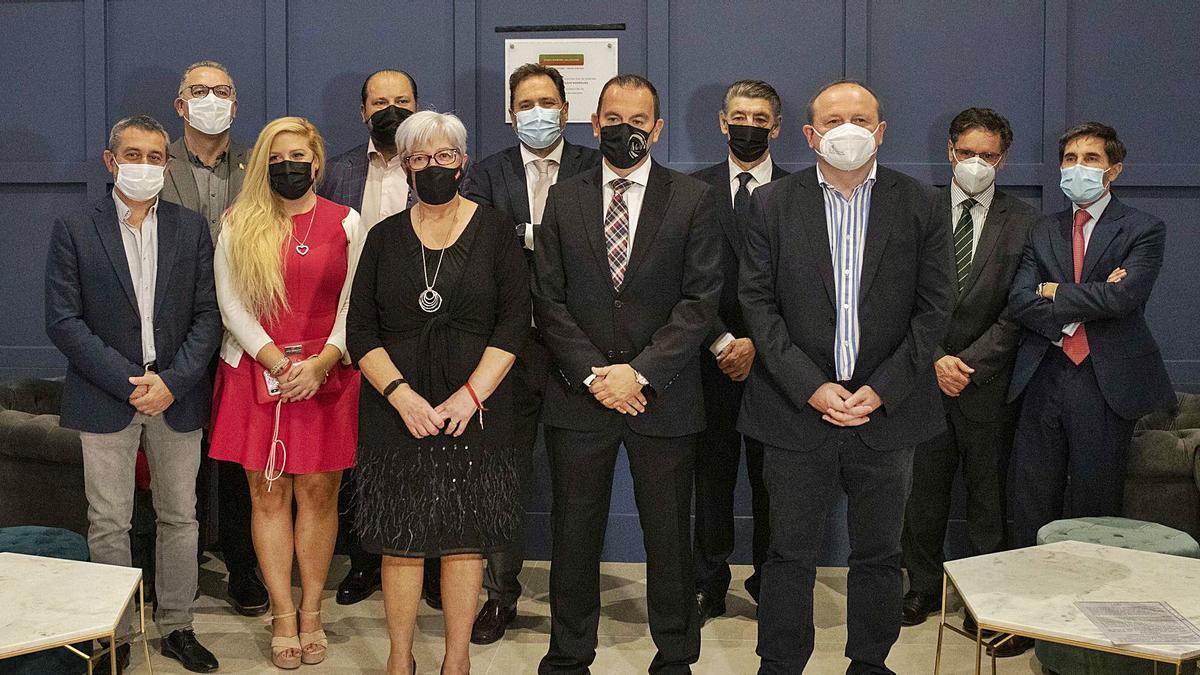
top-left (2, 1), bottom-right (1197, 564)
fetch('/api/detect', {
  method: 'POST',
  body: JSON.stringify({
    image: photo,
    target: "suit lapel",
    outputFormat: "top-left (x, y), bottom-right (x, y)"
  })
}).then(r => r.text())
top-left (1051, 210), bottom-right (1075, 280)
top-left (503, 146), bottom-right (532, 224)
top-left (229, 144), bottom-right (248, 197)
top-left (622, 162), bottom-right (672, 289)
top-left (857, 170), bottom-right (895, 303)
top-left (796, 169), bottom-right (836, 308)
top-left (1081, 197), bottom-right (1127, 281)
top-left (94, 198), bottom-right (138, 311)
top-left (558, 141), bottom-right (581, 180)
top-left (959, 191), bottom-right (1009, 297)
top-left (577, 167), bottom-right (612, 291)
top-left (154, 204), bottom-right (179, 314)
top-left (166, 138), bottom-right (201, 209)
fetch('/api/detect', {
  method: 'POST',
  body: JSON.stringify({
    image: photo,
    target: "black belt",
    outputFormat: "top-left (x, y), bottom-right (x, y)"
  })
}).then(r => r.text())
top-left (143, 361), bottom-right (158, 373)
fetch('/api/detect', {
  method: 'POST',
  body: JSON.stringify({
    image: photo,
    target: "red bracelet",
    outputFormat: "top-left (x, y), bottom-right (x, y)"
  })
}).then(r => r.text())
top-left (464, 382), bottom-right (487, 430)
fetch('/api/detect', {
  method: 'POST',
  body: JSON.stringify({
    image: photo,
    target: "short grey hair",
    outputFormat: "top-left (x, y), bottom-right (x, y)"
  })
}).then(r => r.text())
top-left (178, 60), bottom-right (234, 95)
top-left (723, 80), bottom-right (782, 119)
top-left (107, 114), bottom-right (169, 151)
top-left (394, 110), bottom-right (468, 159)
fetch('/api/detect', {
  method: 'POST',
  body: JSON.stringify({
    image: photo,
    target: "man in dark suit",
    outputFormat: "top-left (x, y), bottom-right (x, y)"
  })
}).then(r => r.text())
top-left (160, 60), bottom-right (263, 618)
top-left (460, 62), bottom-right (600, 645)
top-left (739, 80), bottom-right (953, 674)
top-left (534, 74), bottom-right (722, 675)
top-left (689, 79), bottom-right (787, 622)
top-left (900, 109), bottom-right (1039, 637)
top-left (1008, 122), bottom-right (1175, 541)
top-left (318, 68), bottom-right (425, 607)
top-left (45, 115), bottom-right (223, 673)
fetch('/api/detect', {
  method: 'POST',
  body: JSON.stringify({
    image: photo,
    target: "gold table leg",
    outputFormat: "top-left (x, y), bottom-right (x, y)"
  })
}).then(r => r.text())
top-left (139, 580), bottom-right (154, 674)
top-left (934, 573), bottom-right (948, 675)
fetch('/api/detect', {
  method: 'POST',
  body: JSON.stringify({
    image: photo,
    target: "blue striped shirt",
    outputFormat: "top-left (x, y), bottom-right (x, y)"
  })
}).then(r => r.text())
top-left (817, 163), bottom-right (877, 382)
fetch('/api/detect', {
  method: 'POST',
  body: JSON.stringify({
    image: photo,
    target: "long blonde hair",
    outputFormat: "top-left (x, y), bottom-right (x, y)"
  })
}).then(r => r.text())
top-left (224, 117), bottom-right (326, 321)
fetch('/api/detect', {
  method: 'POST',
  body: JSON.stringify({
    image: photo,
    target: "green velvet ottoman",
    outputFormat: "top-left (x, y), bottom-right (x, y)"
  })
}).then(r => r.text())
top-left (0, 526), bottom-right (92, 675)
top-left (1035, 517), bottom-right (1200, 675)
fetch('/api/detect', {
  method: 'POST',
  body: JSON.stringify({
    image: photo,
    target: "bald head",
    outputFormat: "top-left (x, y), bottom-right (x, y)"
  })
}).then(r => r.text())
top-left (807, 80), bottom-right (882, 127)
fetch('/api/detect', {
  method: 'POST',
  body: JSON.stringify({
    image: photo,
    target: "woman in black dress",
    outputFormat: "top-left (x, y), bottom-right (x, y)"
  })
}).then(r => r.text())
top-left (346, 111), bottom-right (528, 675)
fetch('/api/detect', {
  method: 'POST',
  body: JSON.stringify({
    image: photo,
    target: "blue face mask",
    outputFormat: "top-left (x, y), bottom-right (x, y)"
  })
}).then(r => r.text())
top-left (1060, 163), bottom-right (1110, 204)
top-left (514, 106), bottom-right (563, 149)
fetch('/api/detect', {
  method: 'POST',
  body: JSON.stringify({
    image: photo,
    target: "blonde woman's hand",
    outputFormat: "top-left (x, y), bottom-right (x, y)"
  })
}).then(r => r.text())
top-left (279, 360), bottom-right (323, 402)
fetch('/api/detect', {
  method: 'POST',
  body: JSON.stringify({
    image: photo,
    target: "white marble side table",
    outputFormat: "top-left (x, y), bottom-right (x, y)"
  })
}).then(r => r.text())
top-left (0, 552), bottom-right (152, 674)
top-left (934, 540), bottom-right (1200, 675)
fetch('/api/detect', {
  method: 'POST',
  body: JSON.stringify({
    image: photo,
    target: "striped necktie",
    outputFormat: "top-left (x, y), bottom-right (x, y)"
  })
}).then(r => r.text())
top-left (605, 178), bottom-right (633, 290)
top-left (953, 198), bottom-right (977, 291)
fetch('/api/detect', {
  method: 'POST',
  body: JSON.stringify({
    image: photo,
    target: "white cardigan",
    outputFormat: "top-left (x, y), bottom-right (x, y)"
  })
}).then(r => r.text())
top-left (214, 207), bottom-right (366, 368)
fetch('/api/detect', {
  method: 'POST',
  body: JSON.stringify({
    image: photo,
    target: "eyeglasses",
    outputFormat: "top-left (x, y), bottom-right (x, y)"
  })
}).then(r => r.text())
top-left (404, 148), bottom-right (461, 171)
top-left (182, 84), bottom-right (235, 99)
top-left (952, 148), bottom-right (1003, 165)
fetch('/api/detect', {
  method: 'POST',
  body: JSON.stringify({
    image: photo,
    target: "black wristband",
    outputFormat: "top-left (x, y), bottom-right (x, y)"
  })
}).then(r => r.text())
top-left (382, 377), bottom-right (407, 397)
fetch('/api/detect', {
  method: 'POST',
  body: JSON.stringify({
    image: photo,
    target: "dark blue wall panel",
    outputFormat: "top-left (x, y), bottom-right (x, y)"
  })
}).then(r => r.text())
top-left (1, 0), bottom-right (1197, 563)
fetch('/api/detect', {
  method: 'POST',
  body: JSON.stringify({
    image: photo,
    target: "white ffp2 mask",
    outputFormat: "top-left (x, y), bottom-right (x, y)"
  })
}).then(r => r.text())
top-left (813, 123), bottom-right (879, 171)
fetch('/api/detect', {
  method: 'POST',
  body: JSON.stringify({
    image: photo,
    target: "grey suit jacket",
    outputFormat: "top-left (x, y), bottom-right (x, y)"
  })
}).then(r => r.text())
top-left (161, 136), bottom-right (248, 240)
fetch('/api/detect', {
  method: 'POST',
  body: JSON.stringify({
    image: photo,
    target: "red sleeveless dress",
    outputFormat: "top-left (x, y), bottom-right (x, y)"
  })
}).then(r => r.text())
top-left (209, 197), bottom-right (360, 473)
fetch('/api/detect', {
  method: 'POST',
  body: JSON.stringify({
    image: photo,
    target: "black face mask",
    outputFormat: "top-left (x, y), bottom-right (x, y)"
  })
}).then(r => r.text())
top-left (727, 124), bottom-right (771, 163)
top-left (368, 105), bottom-right (413, 149)
top-left (599, 123), bottom-right (651, 170)
top-left (411, 165), bottom-right (462, 205)
top-left (268, 161), bottom-right (314, 200)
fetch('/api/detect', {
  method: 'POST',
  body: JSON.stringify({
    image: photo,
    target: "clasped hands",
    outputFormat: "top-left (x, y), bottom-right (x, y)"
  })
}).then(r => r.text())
top-left (717, 337), bottom-right (755, 382)
top-left (389, 384), bottom-right (480, 439)
top-left (809, 382), bottom-right (881, 427)
top-left (590, 364), bottom-right (647, 416)
top-left (128, 371), bottom-right (173, 416)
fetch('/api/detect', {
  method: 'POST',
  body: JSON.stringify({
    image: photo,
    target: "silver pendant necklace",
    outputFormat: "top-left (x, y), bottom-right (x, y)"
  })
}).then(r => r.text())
top-left (289, 201), bottom-right (318, 256)
top-left (416, 206), bottom-right (455, 313)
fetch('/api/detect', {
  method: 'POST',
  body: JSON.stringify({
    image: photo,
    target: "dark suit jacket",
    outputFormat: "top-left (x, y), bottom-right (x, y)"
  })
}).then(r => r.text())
top-left (318, 142), bottom-right (370, 212)
top-left (737, 165), bottom-right (954, 452)
top-left (934, 187), bottom-right (1039, 422)
top-left (1007, 196), bottom-right (1174, 420)
top-left (161, 136), bottom-right (248, 226)
top-left (690, 159), bottom-right (789, 344)
top-left (45, 196), bottom-right (223, 434)
top-left (461, 140), bottom-right (601, 228)
top-left (533, 161), bottom-right (723, 438)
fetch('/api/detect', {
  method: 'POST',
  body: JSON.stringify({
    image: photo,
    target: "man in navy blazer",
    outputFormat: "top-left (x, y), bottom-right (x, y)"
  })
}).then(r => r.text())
top-left (45, 115), bottom-right (222, 672)
top-left (459, 62), bottom-right (600, 645)
top-left (1008, 122), bottom-right (1175, 549)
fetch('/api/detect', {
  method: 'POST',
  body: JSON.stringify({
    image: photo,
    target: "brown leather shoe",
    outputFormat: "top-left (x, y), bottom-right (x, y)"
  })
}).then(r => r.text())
top-left (470, 599), bottom-right (516, 645)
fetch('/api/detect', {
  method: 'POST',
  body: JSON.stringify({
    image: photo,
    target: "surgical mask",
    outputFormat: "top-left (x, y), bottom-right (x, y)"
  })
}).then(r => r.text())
top-left (411, 166), bottom-right (462, 205)
top-left (952, 156), bottom-right (998, 196)
top-left (268, 161), bottom-right (314, 200)
top-left (514, 106), bottom-right (563, 150)
top-left (368, 105), bottom-right (413, 149)
top-left (812, 122), bottom-right (879, 171)
top-left (599, 123), bottom-right (651, 170)
top-left (727, 124), bottom-right (771, 163)
top-left (1060, 164), bottom-right (1110, 204)
top-left (186, 92), bottom-right (234, 135)
top-left (114, 162), bottom-right (165, 201)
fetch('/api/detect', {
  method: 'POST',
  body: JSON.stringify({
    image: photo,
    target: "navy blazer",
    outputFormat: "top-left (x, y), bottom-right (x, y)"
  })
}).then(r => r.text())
top-left (1007, 196), bottom-right (1174, 420)
top-left (737, 166), bottom-right (953, 452)
top-left (460, 140), bottom-right (601, 227)
top-left (318, 142), bottom-right (370, 213)
top-left (45, 196), bottom-right (222, 434)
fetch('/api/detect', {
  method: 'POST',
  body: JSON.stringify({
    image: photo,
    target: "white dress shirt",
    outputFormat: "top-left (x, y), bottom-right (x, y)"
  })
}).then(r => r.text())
top-left (360, 139), bottom-right (409, 229)
top-left (1053, 190), bottom-right (1111, 345)
top-left (215, 206), bottom-right (368, 367)
top-left (949, 179), bottom-right (996, 257)
top-left (113, 192), bottom-right (158, 365)
top-left (519, 140), bottom-right (565, 250)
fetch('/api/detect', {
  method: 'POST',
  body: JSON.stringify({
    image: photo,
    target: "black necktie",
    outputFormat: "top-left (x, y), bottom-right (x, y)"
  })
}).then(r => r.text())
top-left (734, 172), bottom-right (753, 225)
top-left (953, 197), bottom-right (977, 291)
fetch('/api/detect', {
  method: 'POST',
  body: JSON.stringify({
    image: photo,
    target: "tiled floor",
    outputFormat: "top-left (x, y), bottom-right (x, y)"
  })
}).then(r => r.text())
top-left (117, 555), bottom-right (1041, 674)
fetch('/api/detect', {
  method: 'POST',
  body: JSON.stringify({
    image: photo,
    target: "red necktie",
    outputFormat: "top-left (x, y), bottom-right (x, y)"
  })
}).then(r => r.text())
top-left (1063, 209), bottom-right (1091, 364)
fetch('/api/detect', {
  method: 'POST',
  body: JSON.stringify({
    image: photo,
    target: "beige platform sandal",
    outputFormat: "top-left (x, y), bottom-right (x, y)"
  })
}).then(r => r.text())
top-left (297, 607), bottom-right (328, 665)
top-left (270, 611), bottom-right (302, 670)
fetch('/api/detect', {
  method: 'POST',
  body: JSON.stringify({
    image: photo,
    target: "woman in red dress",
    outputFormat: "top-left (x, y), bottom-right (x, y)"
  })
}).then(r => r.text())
top-left (209, 116), bottom-right (364, 669)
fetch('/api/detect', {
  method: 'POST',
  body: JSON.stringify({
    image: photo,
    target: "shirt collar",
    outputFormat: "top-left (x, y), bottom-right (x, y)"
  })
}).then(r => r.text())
top-left (1073, 190), bottom-right (1113, 223)
top-left (521, 139), bottom-right (565, 167)
top-left (181, 141), bottom-right (227, 169)
top-left (728, 153), bottom-right (774, 187)
top-left (602, 156), bottom-right (654, 189)
top-left (367, 138), bottom-right (404, 166)
top-left (815, 160), bottom-right (878, 191)
top-left (112, 191), bottom-right (159, 226)
top-left (949, 179), bottom-right (995, 211)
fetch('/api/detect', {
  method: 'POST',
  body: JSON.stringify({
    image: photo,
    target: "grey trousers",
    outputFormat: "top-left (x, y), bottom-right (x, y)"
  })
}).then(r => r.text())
top-left (81, 413), bottom-right (201, 636)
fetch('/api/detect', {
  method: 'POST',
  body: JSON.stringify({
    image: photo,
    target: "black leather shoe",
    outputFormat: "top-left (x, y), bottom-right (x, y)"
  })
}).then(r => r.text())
top-left (988, 634), bottom-right (1034, 658)
top-left (161, 628), bottom-right (219, 673)
top-left (227, 569), bottom-right (269, 616)
top-left (901, 591), bottom-right (941, 626)
top-left (744, 572), bottom-right (761, 604)
top-left (471, 599), bottom-right (517, 645)
top-left (696, 589), bottom-right (727, 625)
top-left (95, 643), bottom-right (130, 674)
top-left (423, 571), bottom-right (443, 611)
top-left (336, 567), bottom-right (382, 606)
